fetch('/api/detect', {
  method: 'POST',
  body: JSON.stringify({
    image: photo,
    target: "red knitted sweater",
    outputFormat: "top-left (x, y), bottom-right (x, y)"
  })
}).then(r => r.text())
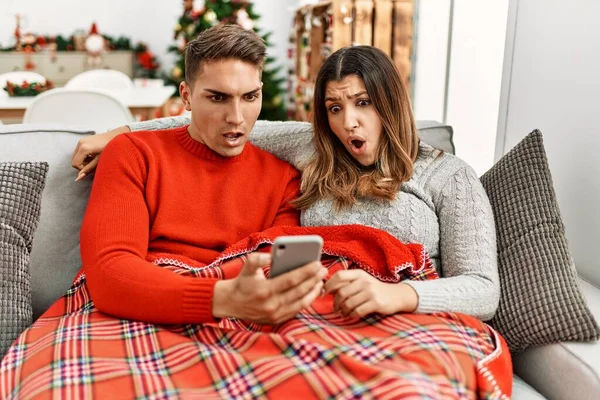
top-left (80, 126), bottom-right (300, 324)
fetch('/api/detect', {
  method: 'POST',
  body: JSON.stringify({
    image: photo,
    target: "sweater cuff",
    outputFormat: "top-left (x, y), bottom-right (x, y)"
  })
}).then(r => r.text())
top-left (403, 280), bottom-right (451, 315)
top-left (182, 278), bottom-right (220, 323)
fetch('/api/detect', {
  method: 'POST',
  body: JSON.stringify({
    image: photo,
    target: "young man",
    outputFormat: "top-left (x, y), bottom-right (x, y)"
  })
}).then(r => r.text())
top-left (80, 24), bottom-right (326, 326)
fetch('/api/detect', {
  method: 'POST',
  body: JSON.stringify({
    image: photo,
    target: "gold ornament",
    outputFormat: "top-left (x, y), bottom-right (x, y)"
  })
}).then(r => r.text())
top-left (272, 95), bottom-right (282, 106)
top-left (204, 10), bottom-right (217, 24)
top-left (172, 66), bottom-right (183, 79)
top-left (186, 24), bottom-right (196, 36)
top-left (174, 23), bottom-right (182, 32)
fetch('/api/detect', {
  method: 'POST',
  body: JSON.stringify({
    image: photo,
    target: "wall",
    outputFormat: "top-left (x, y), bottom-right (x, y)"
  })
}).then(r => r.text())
top-left (0, 0), bottom-right (293, 78)
top-left (411, 0), bottom-right (450, 123)
top-left (412, 0), bottom-right (509, 176)
top-left (496, 0), bottom-right (600, 281)
top-left (445, 0), bottom-right (509, 176)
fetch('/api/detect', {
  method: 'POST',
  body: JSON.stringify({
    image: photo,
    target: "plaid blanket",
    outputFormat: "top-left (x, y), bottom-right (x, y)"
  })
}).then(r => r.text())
top-left (1, 225), bottom-right (512, 399)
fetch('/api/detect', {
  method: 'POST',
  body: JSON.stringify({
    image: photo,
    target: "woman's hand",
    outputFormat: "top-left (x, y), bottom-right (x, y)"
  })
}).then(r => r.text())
top-left (325, 269), bottom-right (419, 318)
top-left (212, 253), bottom-right (328, 324)
top-left (71, 125), bottom-right (131, 181)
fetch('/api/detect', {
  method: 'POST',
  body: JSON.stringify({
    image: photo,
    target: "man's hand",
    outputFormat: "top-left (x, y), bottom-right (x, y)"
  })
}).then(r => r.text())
top-left (212, 253), bottom-right (327, 324)
top-left (324, 269), bottom-right (419, 318)
top-left (71, 125), bottom-right (131, 181)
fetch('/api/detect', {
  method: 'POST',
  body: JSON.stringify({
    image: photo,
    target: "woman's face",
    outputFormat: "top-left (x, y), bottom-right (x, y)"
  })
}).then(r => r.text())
top-left (324, 75), bottom-right (383, 166)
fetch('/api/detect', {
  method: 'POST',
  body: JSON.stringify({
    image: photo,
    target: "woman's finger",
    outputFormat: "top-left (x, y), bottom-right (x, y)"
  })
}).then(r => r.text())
top-left (70, 143), bottom-right (80, 168)
top-left (75, 156), bottom-right (100, 181)
top-left (333, 279), bottom-right (363, 312)
top-left (349, 301), bottom-right (376, 319)
top-left (71, 143), bottom-right (87, 170)
top-left (339, 290), bottom-right (370, 317)
top-left (324, 269), bottom-right (362, 293)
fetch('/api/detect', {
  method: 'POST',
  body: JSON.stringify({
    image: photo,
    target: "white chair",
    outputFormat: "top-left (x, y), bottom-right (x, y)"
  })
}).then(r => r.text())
top-left (65, 70), bottom-right (134, 94)
top-left (23, 88), bottom-right (135, 132)
top-left (0, 71), bottom-right (47, 97)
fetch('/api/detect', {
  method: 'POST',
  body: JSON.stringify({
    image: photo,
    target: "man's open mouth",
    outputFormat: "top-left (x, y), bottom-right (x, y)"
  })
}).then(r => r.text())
top-left (223, 132), bottom-right (243, 143)
top-left (222, 132), bottom-right (244, 147)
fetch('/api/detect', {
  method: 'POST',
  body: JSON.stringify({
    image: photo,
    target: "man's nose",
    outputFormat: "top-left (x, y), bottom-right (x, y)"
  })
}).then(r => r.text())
top-left (226, 101), bottom-right (244, 126)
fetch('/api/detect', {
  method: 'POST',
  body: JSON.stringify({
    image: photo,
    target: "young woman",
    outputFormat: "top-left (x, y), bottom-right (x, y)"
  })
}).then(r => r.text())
top-left (72, 45), bottom-right (499, 321)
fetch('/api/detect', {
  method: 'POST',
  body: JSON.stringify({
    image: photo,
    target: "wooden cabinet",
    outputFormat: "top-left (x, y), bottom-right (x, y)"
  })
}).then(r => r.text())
top-left (0, 53), bottom-right (40, 74)
top-left (0, 51), bottom-right (134, 86)
top-left (289, 0), bottom-right (414, 121)
top-left (84, 52), bottom-right (134, 75)
top-left (39, 54), bottom-right (85, 85)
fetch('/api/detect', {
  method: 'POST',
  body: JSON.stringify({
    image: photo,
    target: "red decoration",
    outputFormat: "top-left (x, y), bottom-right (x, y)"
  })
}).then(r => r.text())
top-left (23, 45), bottom-right (35, 70)
top-left (89, 22), bottom-right (99, 35)
top-left (136, 51), bottom-right (159, 71)
top-left (14, 14), bottom-right (21, 45)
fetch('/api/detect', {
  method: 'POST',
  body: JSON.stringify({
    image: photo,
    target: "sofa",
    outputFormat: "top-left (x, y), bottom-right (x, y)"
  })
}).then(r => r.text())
top-left (1, 121), bottom-right (599, 399)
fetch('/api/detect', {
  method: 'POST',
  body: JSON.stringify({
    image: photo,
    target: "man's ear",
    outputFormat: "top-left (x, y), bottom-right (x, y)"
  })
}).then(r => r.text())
top-left (180, 81), bottom-right (192, 111)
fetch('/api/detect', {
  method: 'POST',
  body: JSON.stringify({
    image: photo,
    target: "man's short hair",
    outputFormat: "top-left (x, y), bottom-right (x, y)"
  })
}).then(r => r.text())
top-left (184, 24), bottom-right (267, 86)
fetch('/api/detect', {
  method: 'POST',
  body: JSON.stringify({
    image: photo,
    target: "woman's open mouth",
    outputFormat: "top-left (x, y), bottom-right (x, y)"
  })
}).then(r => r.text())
top-left (348, 138), bottom-right (367, 155)
top-left (351, 139), bottom-right (365, 149)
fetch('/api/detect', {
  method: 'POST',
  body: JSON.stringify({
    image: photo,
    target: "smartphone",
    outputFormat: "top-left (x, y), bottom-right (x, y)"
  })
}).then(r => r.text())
top-left (269, 235), bottom-right (323, 279)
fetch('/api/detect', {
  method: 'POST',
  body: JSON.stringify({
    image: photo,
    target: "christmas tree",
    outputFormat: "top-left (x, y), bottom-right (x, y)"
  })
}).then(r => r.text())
top-left (167, 0), bottom-right (287, 120)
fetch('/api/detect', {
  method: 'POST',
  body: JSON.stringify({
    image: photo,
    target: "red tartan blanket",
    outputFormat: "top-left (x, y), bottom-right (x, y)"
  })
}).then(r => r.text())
top-left (0, 225), bottom-right (512, 399)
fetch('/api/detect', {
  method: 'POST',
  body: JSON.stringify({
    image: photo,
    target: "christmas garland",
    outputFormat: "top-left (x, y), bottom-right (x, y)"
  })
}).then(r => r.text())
top-left (1, 30), bottom-right (161, 79)
top-left (1, 33), bottom-right (144, 53)
top-left (3, 80), bottom-right (54, 97)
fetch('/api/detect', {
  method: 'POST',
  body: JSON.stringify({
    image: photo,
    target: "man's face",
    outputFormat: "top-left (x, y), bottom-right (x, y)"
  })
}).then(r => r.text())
top-left (180, 59), bottom-right (262, 157)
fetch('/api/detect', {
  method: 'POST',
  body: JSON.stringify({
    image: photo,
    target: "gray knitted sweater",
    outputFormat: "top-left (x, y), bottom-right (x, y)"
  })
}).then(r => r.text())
top-left (130, 118), bottom-right (500, 320)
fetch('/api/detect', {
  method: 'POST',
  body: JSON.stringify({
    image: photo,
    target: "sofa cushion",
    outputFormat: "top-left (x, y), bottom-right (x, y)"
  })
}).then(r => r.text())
top-left (0, 162), bottom-right (48, 357)
top-left (0, 124), bottom-right (93, 320)
top-left (416, 120), bottom-right (455, 154)
top-left (480, 130), bottom-right (599, 353)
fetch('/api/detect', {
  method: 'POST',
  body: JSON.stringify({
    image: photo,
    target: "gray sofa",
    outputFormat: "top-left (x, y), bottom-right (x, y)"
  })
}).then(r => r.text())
top-left (1, 121), bottom-right (599, 399)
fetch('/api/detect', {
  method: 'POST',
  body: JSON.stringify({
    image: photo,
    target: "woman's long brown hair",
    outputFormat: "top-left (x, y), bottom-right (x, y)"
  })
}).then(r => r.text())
top-left (293, 46), bottom-right (419, 211)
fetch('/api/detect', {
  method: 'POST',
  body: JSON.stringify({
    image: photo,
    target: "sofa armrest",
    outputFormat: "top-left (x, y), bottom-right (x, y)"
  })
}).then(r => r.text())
top-left (513, 278), bottom-right (600, 400)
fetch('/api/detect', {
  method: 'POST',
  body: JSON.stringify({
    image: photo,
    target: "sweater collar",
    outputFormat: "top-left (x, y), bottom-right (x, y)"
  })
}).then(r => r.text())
top-left (175, 125), bottom-right (247, 163)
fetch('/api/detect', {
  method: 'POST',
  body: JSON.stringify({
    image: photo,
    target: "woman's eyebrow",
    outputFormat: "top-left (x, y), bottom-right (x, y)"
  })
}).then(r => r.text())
top-left (325, 91), bottom-right (368, 102)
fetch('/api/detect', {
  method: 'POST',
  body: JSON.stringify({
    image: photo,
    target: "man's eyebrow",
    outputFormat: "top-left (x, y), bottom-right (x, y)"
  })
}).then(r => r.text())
top-left (203, 89), bottom-right (230, 97)
top-left (325, 91), bottom-right (368, 102)
top-left (203, 87), bottom-right (261, 96)
top-left (243, 88), bottom-right (261, 95)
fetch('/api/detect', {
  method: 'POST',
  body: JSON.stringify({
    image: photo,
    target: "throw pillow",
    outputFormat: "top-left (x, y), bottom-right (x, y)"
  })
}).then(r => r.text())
top-left (0, 162), bottom-right (49, 358)
top-left (480, 130), bottom-right (599, 353)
